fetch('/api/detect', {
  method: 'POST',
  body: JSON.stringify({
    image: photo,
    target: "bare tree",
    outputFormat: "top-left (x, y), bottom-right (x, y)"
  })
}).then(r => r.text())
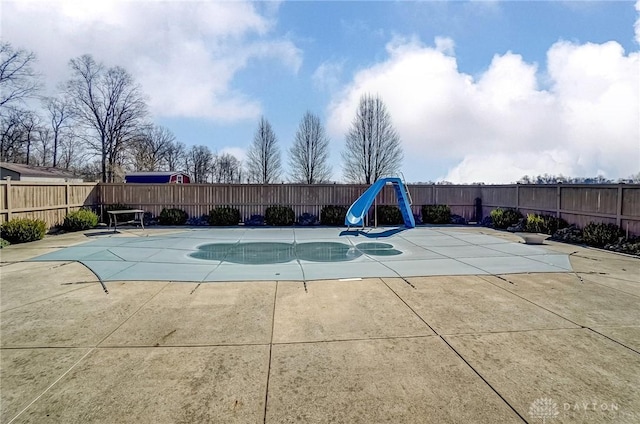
top-left (0, 109), bottom-right (25, 162)
top-left (0, 42), bottom-right (40, 115)
top-left (165, 140), bottom-right (186, 171)
top-left (19, 111), bottom-right (41, 165)
top-left (288, 111), bottom-right (331, 183)
top-left (342, 93), bottom-right (403, 184)
top-left (33, 127), bottom-right (52, 166)
top-left (246, 117), bottom-right (281, 183)
top-left (43, 96), bottom-right (73, 167)
top-left (213, 153), bottom-right (242, 183)
top-left (65, 55), bottom-right (147, 182)
top-left (58, 135), bottom-right (88, 170)
top-left (185, 145), bottom-right (213, 183)
top-left (130, 124), bottom-right (175, 171)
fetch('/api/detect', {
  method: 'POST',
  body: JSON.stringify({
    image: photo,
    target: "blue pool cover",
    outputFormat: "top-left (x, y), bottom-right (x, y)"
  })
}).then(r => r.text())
top-left (29, 227), bottom-right (573, 282)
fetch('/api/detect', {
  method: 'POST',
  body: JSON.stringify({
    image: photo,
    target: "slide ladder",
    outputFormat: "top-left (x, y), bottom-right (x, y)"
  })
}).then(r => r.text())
top-left (344, 177), bottom-right (415, 228)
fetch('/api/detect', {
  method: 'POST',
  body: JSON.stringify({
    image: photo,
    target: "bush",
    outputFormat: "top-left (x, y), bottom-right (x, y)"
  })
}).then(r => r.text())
top-left (265, 205), bottom-right (295, 226)
top-left (245, 214), bottom-right (265, 226)
top-left (187, 214), bottom-right (210, 226)
top-left (1, 218), bottom-right (47, 244)
top-left (320, 205), bottom-right (347, 226)
top-left (158, 208), bottom-right (188, 225)
top-left (525, 214), bottom-right (568, 235)
top-left (604, 235), bottom-right (640, 256)
top-left (551, 224), bottom-right (584, 244)
top-left (421, 204), bottom-right (451, 224)
top-left (63, 209), bottom-right (99, 231)
top-left (450, 214), bottom-right (468, 225)
top-left (208, 206), bottom-right (241, 226)
top-left (582, 222), bottom-right (623, 247)
top-left (490, 208), bottom-right (523, 229)
top-left (297, 213), bottom-right (319, 226)
top-left (0, 238), bottom-right (9, 248)
top-left (375, 205), bottom-right (403, 225)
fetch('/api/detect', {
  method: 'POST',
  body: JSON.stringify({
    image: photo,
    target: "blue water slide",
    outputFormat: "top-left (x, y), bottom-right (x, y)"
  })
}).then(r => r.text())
top-left (344, 177), bottom-right (416, 228)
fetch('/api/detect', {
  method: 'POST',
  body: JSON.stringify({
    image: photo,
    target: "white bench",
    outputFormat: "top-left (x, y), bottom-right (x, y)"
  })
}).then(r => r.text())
top-left (107, 209), bottom-right (145, 232)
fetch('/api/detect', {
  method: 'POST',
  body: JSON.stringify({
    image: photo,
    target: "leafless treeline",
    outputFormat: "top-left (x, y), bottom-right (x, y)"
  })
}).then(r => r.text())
top-left (1, 41), bottom-right (403, 184)
top-left (0, 42), bottom-right (245, 183)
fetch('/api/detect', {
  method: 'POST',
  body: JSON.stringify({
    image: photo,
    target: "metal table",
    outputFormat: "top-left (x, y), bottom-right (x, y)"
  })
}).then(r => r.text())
top-left (107, 209), bottom-right (145, 232)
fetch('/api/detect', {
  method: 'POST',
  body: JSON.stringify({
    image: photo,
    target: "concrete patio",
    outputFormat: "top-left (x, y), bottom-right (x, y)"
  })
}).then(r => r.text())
top-left (1, 227), bottom-right (638, 423)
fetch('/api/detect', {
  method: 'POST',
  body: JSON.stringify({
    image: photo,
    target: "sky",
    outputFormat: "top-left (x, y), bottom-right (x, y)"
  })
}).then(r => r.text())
top-left (2, 0), bottom-right (639, 183)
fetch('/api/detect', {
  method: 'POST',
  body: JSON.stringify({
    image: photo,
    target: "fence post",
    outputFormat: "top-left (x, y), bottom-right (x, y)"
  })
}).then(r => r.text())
top-left (556, 182), bottom-right (562, 218)
top-left (65, 181), bottom-right (70, 215)
top-left (5, 177), bottom-right (12, 221)
top-left (616, 183), bottom-right (623, 227)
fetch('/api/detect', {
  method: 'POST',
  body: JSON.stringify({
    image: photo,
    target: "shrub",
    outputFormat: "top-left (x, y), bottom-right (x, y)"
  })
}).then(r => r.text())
top-left (0, 218), bottom-right (47, 244)
top-left (158, 208), bottom-right (188, 225)
top-left (525, 214), bottom-right (568, 235)
top-left (320, 205), bottom-right (347, 226)
top-left (551, 224), bottom-right (584, 244)
top-left (450, 214), bottom-right (468, 225)
top-left (375, 205), bottom-right (403, 225)
top-left (604, 235), bottom-right (640, 256)
top-left (421, 204), bottom-right (451, 224)
top-left (297, 213), bottom-right (319, 226)
top-left (265, 205), bottom-right (295, 226)
top-left (582, 222), bottom-right (623, 247)
top-left (208, 206), bottom-right (241, 226)
top-left (245, 214), bottom-right (265, 226)
top-left (63, 209), bottom-right (99, 231)
top-left (0, 238), bottom-right (9, 248)
top-left (187, 214), bottom-right (210, 226)
top-left (490, 208), bottom-right (523, 229)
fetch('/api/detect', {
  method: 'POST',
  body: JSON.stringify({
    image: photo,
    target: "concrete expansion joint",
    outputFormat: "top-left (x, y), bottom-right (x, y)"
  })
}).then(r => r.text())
top-left (438, 335), bottom-right (528, 423)
top-left (262, 280), bottom-right (279, 424)
top-left (271, 334), bottom-right (438, 347)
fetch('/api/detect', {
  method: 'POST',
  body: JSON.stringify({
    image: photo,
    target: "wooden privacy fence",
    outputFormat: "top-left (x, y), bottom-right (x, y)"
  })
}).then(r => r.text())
top-left (0, 179), bottom-right (99, 228)
top-left (2, 180), bottom-right (639, 236)
top-left (98, 183), bottom-right (640, 236)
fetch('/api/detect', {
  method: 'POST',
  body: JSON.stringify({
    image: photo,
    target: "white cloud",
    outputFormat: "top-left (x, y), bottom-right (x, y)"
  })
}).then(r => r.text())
top-left (219, 147), bottom-right (247, 162)
top-left (327, 37), bottom-right (639, 183)
top-left (312, 60), bottom-right (345, 92)
top-left (2, 0), bottom-right (301, 122)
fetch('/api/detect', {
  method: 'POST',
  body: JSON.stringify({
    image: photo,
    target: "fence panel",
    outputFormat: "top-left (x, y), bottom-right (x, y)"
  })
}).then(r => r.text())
top-left (2, 181), bottom-right (638, 236)
top-left (0, 181), bottom-right (99, 227)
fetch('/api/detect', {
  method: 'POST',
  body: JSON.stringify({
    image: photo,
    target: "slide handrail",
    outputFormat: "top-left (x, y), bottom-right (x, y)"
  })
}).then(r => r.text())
top-left (400, 172), bottom-right (413, 205)
top-left (344, 177), bottom-right (415, 228)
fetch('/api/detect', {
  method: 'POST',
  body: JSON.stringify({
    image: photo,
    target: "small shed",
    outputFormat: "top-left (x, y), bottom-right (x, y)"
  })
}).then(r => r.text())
top-left (0, 162), bottom-right (83, 182)
top-left (125, 171), bottom-right (191, 184)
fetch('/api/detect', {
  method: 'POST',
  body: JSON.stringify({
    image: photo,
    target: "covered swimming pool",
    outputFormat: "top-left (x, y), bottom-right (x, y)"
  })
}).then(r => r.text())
top-left (29, 227), bottom-right (573, 282)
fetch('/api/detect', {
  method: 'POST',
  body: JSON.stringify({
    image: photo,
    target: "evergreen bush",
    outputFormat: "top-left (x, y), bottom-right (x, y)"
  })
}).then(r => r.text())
top-left (0, 218), bottom-right (47, 244)
top-left (158, 208), bottom-right (188, 225)
top-left (525, 214), bottom-right (568, 235)
top-left (265, 205), bottom-right (295, 226)
top-left (421, 205), bottom-right (451, 224)
top-left (63, 209), bottom-right (99, 231)
top-left (376, 205), bottom-right (403, 225)
top-left (490, 208), bottom-right (523, 229)
top-left (320, 205), bottom-right (347, 226)
top-left (582, 222), bottom-right (623, 247)
top-left (208, 206), bottom-right (241, 226)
